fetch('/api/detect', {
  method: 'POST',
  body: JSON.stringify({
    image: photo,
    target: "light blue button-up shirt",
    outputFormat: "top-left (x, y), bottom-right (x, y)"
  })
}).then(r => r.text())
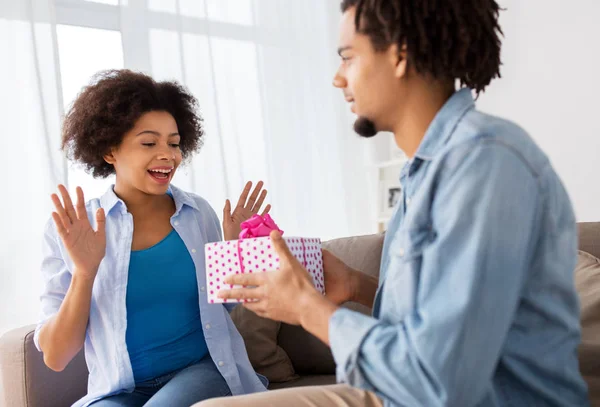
top-left (34, 185), bottom-right (266, 407)
top-left (329, 89), bottom-right (589, 406)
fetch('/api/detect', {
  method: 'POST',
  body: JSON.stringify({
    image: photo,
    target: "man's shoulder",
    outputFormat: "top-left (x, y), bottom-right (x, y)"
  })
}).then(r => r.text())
top-left (439, 109), bottom-right (550, 177)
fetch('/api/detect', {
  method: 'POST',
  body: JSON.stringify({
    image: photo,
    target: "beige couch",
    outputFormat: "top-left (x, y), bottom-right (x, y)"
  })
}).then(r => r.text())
top-left (2, 225), bottom-right (599, 407)
top-left (0, 233), bottom-right (382, 407)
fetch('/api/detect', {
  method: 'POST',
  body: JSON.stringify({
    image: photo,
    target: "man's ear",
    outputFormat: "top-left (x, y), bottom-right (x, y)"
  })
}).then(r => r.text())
top-left (388, 43), bottom-right (408, 79)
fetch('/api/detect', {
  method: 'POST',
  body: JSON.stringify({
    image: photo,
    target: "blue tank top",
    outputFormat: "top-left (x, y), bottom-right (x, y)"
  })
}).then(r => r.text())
top-left (126, 229), bottom-right (208, 383)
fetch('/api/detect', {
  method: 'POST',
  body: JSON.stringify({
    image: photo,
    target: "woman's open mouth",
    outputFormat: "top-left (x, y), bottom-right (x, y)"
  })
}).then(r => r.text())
top-left (147, 167), bottom-right (173, 184)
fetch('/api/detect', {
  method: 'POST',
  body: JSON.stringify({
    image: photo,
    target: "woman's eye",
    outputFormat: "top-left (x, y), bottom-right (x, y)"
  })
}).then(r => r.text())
top-left (142, 143), bottom-right (155, 147)
top-left (170, 144), bottom-right (180, 148)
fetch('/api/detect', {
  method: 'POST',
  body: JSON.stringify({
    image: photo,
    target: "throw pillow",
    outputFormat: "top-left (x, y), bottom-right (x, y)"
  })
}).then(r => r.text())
top-left (278, 233), bottom-right (385, 375)
top-left (230, 305), bottom-right (297, 383)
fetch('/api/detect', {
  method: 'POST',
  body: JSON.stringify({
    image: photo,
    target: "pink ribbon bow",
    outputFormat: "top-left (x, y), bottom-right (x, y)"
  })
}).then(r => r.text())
top-left (239, 214), bottom-right (284, 239)
top-left (237, 214), bottom-right (308, 277)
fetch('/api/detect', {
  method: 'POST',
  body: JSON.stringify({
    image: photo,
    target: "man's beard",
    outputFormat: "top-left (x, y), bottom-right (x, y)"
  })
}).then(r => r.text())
top-left (353, 116), bottom-right (378, 138)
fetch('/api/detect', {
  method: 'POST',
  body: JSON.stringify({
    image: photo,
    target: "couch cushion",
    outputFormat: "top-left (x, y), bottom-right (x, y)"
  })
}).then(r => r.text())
top-left (230, 306), bottom-right (297, 383)
top-left (278, 233), bottom-right (384, 375)
top-left (578, 223), bottom-right (600, 259)
top-left (575, 250), bottom-right (600, 405)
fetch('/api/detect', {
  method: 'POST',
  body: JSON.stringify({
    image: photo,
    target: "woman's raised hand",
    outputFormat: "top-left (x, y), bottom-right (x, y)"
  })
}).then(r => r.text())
top-left (51, 185), bottom-right (106, 280)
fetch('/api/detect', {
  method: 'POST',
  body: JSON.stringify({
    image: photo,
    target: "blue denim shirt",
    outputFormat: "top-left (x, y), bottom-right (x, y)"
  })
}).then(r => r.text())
top-left (329, 89), bottom-right (589, 407)
top-left (34, 185), bottom-right (266, 407)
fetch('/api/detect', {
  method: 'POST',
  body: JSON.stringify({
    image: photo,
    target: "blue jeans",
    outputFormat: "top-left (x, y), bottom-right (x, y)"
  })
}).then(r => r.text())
top-left (91, 356), bottom-right (231, 406)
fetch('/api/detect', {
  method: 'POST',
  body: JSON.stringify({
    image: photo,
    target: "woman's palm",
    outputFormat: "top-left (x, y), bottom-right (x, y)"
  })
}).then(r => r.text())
top-left (51, 185), bottom-right (106, 278)
top-left (223, 181), bottom-right (271, 241)
top-left (62, 217), bottom-right (105, 268)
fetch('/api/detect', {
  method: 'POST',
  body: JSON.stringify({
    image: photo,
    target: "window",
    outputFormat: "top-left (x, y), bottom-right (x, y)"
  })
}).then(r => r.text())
top-left (54, 0), bottom-right (269, 204)
top-left (84, 0), bottom-right (118, 5)
top-left (56, 24), bottom-right (123, 198)
top-left (205, 0), bottom-right (253, 26)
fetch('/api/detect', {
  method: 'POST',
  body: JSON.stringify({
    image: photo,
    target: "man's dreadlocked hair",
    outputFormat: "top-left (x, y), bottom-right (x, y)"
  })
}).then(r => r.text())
top-left (340, 0), bottom-right (503, 94)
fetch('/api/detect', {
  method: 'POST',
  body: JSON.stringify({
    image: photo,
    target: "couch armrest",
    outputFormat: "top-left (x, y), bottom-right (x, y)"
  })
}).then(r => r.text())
top-left (0, 324), bottom-right (88, 407)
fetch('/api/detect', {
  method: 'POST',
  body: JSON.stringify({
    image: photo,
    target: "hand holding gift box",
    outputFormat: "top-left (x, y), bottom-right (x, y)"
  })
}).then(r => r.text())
top-left (205, 214), bottom-right (324, 304)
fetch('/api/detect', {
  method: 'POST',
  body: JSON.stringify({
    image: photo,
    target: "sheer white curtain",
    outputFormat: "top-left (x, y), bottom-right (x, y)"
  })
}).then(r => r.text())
top-left (0, 0), bottom-right (376, 336)
top-left (130, 0), bottom-right (375, 237)
top-left (0, 0), bottom-right (64, 338)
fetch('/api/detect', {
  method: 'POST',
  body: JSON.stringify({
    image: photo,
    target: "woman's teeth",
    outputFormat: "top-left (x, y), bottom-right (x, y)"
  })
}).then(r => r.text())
top-left (148, 169), bottom-right (172, 179)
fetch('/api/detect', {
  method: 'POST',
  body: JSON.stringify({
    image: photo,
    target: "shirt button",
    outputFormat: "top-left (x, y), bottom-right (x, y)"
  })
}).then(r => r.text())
top-left (200, 286), bottom-right (206, 292)
top-left (399, 248), bottom-right (405, 257)
top-left (174, 221), bottom-right (179, 226)
top-left (406, 197), bottom-right (411, 206)
top-left (205, 324), bottom-right (211, 329)
top-left (218, 361), bottom-right (224, 367)
top-left (191, 248), bottom-right (197, 253)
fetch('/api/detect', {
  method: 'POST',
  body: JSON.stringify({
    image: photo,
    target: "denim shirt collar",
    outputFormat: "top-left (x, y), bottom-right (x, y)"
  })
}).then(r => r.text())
top-left (99, 184), bottom-right (199, 215)
top-left (413, 87), bottom-right (475, 162)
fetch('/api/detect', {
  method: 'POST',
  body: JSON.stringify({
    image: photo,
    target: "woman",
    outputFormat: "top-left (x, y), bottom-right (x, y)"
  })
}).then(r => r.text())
top-left (34, 69), bottom-right (269, 406)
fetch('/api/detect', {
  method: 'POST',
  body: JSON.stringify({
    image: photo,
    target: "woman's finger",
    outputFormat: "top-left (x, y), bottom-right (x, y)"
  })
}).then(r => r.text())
top-left (252, 189), bottom-right (268, 213)
top-left (51, 212), bottom-right (68, 239)
top-left (236, 181), bottom-right (252, 209)
top-left (245, 181), bottom-right (264, 209)
top-left (223, 199), bottom-right (232, 221)
top-left (51, 193), bottom-right (71, 228)
top-left (95, 208), bottom-right (106, 239)
top-left (75, 187), bottom-right (88, 221)
top-left (58, 185), bottom-right (77, 223)
top-left (260, 204), bottom-right (272, 216)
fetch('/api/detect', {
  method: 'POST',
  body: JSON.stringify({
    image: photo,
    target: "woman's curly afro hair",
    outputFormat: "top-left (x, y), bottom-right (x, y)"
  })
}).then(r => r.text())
top-left (61, 69), bottom-right (204, 178)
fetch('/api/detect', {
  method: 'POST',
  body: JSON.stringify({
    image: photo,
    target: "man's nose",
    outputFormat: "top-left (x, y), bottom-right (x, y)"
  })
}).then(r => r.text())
top-left (333, 70), bottom-right (347, 88)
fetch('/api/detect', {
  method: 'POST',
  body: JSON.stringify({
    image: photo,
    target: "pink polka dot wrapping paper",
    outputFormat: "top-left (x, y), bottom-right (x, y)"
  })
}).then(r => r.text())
top-left (204, 236), bottom-right (324, 304)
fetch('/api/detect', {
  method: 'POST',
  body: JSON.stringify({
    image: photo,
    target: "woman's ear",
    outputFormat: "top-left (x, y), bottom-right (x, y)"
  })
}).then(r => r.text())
top-left (103, 149), bottom-right (116, 165)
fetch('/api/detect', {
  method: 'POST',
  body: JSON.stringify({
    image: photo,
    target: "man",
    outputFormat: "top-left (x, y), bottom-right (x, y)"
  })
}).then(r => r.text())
top-left (197, 0), bottom-right (589, 406)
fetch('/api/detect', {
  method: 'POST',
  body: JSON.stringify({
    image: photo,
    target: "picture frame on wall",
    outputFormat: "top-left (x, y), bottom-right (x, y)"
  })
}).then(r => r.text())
top-left (380, 180), bottom-right (402, 217)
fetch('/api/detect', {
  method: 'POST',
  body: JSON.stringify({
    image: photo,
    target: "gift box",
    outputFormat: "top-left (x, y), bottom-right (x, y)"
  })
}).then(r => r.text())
top-left (205, 215), bottom-right (324, 304)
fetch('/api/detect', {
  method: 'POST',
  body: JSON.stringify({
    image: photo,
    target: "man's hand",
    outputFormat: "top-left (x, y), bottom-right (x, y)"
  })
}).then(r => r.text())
top-left (218, 231), bottom-right (330, 326)
top-left (322, 249), bottom-right (359, 305)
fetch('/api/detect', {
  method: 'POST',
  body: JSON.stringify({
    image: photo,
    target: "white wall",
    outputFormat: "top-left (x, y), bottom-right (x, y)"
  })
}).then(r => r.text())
top-left (324, 1), bottom-right (382, 235)
top-left (478, 0), bottom-right (600, 221)
top-left (330, 0), bottom-right (600, 228)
